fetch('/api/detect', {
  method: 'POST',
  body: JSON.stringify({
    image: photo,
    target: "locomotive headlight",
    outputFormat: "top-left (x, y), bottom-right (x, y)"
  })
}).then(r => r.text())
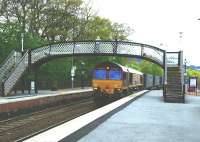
top-left (117, 88), bottom-right (121, 91)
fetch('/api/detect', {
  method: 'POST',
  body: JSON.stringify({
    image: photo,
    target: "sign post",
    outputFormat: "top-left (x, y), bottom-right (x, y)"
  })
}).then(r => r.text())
top-left (30, 81), bottom-right (35, 94)
top-left (71, 66), bottom-right (76, 89)
top-left (21, 33), bottom-right (24, 53)
top-left (188, 77), bottom-right (198, 95)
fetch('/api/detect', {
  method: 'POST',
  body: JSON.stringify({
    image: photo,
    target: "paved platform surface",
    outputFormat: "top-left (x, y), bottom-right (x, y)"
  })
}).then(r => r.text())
top-left (24, 90), bottom-right (147, 142)
top-left (79, 90), bottom-right (200, 142)
top-left (0, 87), bottom-right (92, 104)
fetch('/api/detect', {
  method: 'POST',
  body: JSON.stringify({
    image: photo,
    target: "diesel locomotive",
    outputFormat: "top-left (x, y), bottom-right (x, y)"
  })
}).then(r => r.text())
top-left (92, 62), bottom-right (162, 101)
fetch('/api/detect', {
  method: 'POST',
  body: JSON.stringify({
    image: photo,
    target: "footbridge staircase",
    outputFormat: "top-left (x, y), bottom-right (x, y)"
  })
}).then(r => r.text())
top-left (0, 50), bottom-right (22, 96)
top-left (165, 52), bottom-right (185, 103)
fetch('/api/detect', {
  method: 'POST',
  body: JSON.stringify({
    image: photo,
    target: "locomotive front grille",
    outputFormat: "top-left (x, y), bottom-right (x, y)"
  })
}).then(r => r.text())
top-left (92, 80), bottom-right (122, 95)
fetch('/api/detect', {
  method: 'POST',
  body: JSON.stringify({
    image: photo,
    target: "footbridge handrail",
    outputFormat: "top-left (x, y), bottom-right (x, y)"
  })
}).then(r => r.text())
top-left (3, 50), bottom-right (29, 95)
top-left (31, 40), bottom-right (165, 67)
top-left (0, 50), bottom-right (21, 82)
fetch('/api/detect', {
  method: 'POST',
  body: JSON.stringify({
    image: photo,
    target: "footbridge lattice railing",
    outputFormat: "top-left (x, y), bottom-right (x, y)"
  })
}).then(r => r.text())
top-left (3, 51), bottom-right (29, 95)
top-left (0, 50), bottom-right (21, 82)
top-left (31, 41), bottom-right (165, 66)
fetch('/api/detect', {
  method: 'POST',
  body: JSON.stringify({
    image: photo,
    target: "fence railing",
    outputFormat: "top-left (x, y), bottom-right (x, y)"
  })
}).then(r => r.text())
top-left (0, 50), bottom-right (21, 82)
top-left (3, 51), bottom-right (29, 95)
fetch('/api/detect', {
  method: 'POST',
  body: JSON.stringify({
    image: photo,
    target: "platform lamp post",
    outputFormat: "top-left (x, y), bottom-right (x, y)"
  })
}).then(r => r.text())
top-left (71, 24), bottom-right (78, 89)
top-left (71, 45), bottom-right (76, 89)
top-left (184, 59), bottom-right (187, 94)
top-left (20, 33), bottom-right (25, 94)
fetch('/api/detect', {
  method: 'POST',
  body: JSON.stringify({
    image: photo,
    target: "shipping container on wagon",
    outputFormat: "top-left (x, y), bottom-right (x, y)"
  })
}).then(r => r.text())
top-left (154, 76), bottom-right (161, 86)
top-left (144, 74), bottom-right (154, 89)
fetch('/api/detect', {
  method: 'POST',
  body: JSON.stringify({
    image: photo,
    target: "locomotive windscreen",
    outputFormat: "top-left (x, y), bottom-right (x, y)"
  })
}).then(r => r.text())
top-left (109, 70), bottom-right (121, 80)
top-left (95, 69), bottom-right (106, 80)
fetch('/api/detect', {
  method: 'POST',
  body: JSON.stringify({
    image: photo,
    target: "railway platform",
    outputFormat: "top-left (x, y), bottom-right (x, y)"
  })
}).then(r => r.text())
top-left (0, 87), bottom-right (92, 119)
top-left (79, 90), bottom-right (200, 142)
top-left (0, 87), bottom-right (92, 104)
top-left (25, 90), bottom-right (200, 142)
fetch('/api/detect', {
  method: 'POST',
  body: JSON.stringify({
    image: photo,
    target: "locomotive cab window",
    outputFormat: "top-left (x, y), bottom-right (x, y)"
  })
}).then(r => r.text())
top-left (109, 70), bottom-right (121, 80)
top-left (94, 69), bottom-right (106, 80)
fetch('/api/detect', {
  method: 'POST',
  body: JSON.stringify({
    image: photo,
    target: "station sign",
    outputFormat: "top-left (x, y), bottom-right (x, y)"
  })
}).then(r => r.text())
top-left (188, 77), bottom-right (198, 94)
top-left (189, 77), bottom-right (197, 87)
top-left (31, 81), bottom-right (35, 90)
top-left (71, 66), bottom-right (76, 77)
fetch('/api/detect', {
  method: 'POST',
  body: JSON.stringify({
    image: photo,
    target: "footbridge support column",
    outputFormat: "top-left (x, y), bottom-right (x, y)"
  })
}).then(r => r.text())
top-left (0, 82), bottom-right (5, 97)
top-left (34, 68), bottom-right (38, 94)
top-left (163, 51), bottom-right (167, 100)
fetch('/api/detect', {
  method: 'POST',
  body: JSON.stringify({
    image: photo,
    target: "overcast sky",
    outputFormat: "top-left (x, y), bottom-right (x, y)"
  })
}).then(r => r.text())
top-left (91, 0), bottom-right (200, 66)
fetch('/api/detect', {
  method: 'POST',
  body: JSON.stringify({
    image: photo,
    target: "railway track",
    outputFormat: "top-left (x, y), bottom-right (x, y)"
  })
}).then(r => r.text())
top-left (0, 97), bottom-right (98, 142)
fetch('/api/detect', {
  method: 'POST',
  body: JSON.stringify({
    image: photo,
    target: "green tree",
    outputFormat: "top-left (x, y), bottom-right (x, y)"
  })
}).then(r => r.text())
top-left (187, 68), bottom-right (200, 86)
top-left (0, 21), bottom-right (21, 62)
top-left (0, 0), bottom-right (134, 85)
top-left (111, 23), bottom-right (133, 40)
top-left (140, 60), bottom-right (163, 76)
